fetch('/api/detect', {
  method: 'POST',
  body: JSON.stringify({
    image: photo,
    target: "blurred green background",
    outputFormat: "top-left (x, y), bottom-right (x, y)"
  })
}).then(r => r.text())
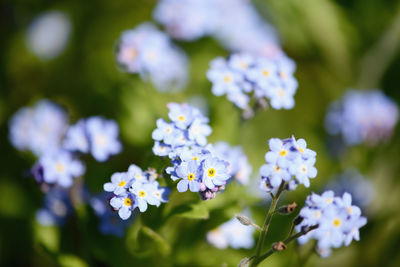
top-left (1, 0), bottom-right (400, 266)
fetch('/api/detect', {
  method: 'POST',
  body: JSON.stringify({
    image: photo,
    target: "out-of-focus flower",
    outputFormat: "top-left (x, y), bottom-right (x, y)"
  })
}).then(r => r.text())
top-left (325, 90), bottom-right (399, 146)
top-left (63, 120), bottom-right (89, 153)
top-left (259, 136), bottom-right (317, 193)
top-left (26, 11), bottom-right (72, 60)
top-left (38, 150), bottom-right (85, 188)
top-left (115, 23), bottom-right (188, 92)
top-left (9, 100), bottom-right (68, 156)
top-left (154, 0), bottom-right (280, 56)
top-left (212, 142), bottom-right (252, 185)
top-left (86, 117), bottom-right (122, 162)
top-left (325, 169), bottom-right (374, 209)
top-left (207, 216), bottom-right (254, 249)
top-left (207, 53), bottom-right (297, 111)
top-left (91, 193), bottom-right (133, 237)
top-left (36, 187), bottom-right (73, 226)
top-left (296, 191), bottom-right (367, 257)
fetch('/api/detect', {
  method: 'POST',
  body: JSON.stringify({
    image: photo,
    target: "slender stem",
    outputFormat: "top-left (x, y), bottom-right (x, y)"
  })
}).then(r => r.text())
top-left (250, 182), bottom-right (285, 267)
top-left (252, 225), bottom-right (319, 266)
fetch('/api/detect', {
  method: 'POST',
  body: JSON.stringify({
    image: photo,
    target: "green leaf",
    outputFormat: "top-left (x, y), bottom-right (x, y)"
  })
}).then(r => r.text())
top-left (58, 254), bottom-right (88, 267)
top-left (141, 226), bottom-right (171, 256)
top-left (169, 202), bottom-right (209, 220)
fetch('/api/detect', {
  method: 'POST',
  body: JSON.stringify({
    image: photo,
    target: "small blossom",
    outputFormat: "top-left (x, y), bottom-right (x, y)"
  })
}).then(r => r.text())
top-left (110, 193), bottom-right (137, 220)
top-left (39, 150), bottom-right (85, 188)
top-left (175, 160), bottom-right (202, 192)
top-left (86, 116), bottom-right (122, 162)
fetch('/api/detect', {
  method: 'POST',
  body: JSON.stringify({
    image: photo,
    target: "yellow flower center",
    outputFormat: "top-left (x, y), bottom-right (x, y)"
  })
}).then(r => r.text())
top-left (118, 181), bottom-right (127, 187)
top-left (178, 115), bottom-right (185, 122)
top-left (313, 210), bottom-right (321, 219)
top-left (192, 156), bottom-right (199, 161)
top-left (165, 127), bottom-right (172, 134)
top-left (208, 168), bottom-right (216, 178)
top-left (333, 218), bottom-right (342, 227)
top-left (346, 207), bottom-right (353, 214)
top-left (187, 173), bottom-right (195, 181)
top-left (278, 89), bottom-right (285, 97)
top-left (224, 76), bottom-right (232, 83)
top-left (139, 190), bottom-right (146, 197)
top-left (300, 165), bottom-right (308, 174)
top-left (126, 48), bottom-right (137, 60)
top-left (56, 163), bottom-right (65, 173)
top-left (325, 198), bottom-right (333, 204)
top-left (273, 165), bottom-right (281, 172)
top-left (280, 71), bottom-right (287, 79)
top-left (262, 70), bottom-right (269, 76)
top-left (298, 147), bottom-right (305, 153)
top-left (279, 150), bottom-right (287, 157)
top-left (240, 62), bottom-right (249, 69)
top-left (124, 198), bottom-right (132, 206)
top-left (95, 135), bottom-right (106, 146)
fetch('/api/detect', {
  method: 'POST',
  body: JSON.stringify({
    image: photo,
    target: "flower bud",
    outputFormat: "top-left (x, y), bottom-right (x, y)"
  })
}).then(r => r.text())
top-left (293, 215), bottom-right (304, 225)
top-left (235, 214), bottom-right (252, 226)
top-left (238, 257), bottom-right (251, 267)
top-left (272, 241), bottom-right (287, 251)
top-left (278, 202), bottom-right (297, 215)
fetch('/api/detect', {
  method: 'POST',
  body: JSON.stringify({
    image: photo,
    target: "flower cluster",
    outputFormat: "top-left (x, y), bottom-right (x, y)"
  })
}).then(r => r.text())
top-left (259, 137), bottom-right (317, 193)
top-left (152, 103), bottom-right (233, 200)
top-left (296, 191), bottom-right (367, 257)
top-left (10, 100), bottom-right (122, 188)
top-left (115, 23), bottom-right (188, 92)
top-left (325, 89), bottom-right (399, 146)
top-left (104, 164), bottom-right (170, 220)
top-left (153, 0), bottom-right (281, 57)
top-left (207, 216), bottom-right (254, 249)
top-left (207, 53), bottom-right (297, 111)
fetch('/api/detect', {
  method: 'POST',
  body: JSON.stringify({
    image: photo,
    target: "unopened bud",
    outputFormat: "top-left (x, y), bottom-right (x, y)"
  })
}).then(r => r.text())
top-left (272, 241), bottom-right (287, 251)
top-left (235, 214), bottom-right (252, 226)
top-left (238, 257), bottom-right (251, 267)
top-left (293, 215), bottom-right (303, 226)
top-left (278, 202), bottom-right (297, 215)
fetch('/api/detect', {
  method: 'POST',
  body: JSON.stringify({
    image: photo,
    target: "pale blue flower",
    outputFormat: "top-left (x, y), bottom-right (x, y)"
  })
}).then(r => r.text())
top-left (86, 116), bottom-right (122, 162)
top-left (264, 138), bottom-right (292, 168)
top-left (176, 160), bottom-right (202, 192)
top-left (168, 103), bottom-right (194, 129)
top-left (202, 157), bottom-right (230, 189)
top-left (103, 172), bottom-right (132, 195)
top-left (129, 181), bottom-right (159, 212)
top-left (188, 119), bottom-right (212, 146)
top-left (152, 119), bottom-right (175, 141)
top-left (9, 100), bottom-right (68, 156)
top-left (110, 193), bottom-right (137, 220)
top-left (289, 157), bottom-right (317, 188)
top-left (62, 120), bottom-right (89, 153)
top-left (39, 150), bottom-right (85, 188)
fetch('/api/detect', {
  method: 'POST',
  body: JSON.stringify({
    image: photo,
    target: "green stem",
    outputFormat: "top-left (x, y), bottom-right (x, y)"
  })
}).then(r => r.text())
top-left (252, 225), bottom-right (319, 266)
top-left (250, 182), bottom-right (285, 267)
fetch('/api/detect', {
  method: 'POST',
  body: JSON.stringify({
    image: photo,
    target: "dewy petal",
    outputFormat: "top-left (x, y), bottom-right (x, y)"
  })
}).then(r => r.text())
top-left (177, 179), bottom-right (189, 192)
